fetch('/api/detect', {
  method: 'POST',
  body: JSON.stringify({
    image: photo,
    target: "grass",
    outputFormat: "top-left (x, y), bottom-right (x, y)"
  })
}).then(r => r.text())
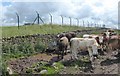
top-left (1, 24), bottom-right (97, 38)
top-left (115, 30), bottom-right (120, 34)
top-left (26, 61), bottom-right (64, 74)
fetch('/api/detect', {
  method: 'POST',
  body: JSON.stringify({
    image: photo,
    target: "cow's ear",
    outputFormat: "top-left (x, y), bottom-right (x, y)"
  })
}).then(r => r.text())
top-left (60, 39), bottom-right (63, 42)
top-left (110, 33), bottom-right (112, 36)
top-left (103, 33), bottom-right (106, 36)
top-left (95, 37), bottom-right (99, 40)
top-left (56, 35), bottom-right (60, 38)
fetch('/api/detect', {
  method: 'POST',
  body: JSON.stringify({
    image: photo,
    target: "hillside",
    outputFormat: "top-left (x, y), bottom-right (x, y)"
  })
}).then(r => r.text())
top-left (1, 24), bottom-right (98, 38)
top-left (1, 24), bottom-right (120, 75)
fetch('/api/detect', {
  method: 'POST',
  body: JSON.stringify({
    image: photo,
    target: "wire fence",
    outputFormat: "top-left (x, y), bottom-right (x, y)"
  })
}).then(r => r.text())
top-left (9, 11), bottom-right (106, 29)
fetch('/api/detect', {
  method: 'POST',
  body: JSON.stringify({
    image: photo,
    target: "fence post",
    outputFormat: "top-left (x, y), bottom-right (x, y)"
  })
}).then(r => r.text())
top-left (95, 23), bottom-right (97, 27)
top-left (69, 17), bottom-right (72, 26)
top-left (36, 11), bottom-right (40, 24)
top-left (49, 13), bottom-right (52, 25)
top-left (15, 13), bottom-right (19, 29)
top-left (103, 24), bottom-right (105, 28)
top-left (60, 15), bottom-right (63, 25)
top-left (87, 21), bottom-right (89, 27)
top-left (76, 18), bottom-right (79, 26)
top-left (90, 22), bottom-right (92, 27)
top-left (32, 11), bottom-right (44, 25)
top-left (82, 20), bottom-right (84, 27)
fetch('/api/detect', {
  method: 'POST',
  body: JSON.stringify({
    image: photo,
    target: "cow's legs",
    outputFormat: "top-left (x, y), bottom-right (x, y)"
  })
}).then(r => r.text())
top-left (92, 45), bottom-right (98, 58)
top-left (88, 47), bottom-right (96, 69)
top-left (100, 44), bottom-right (104, 52)
top-left (61, 48), bottom-right (64, 59)
top-left (64, 45), bottom-right (67, 55)
top-left (71, 48), bottom-right (78, 60)
top-left (70, 45), bottom-right (74, 60)
top-left (88, 47), bottom-right (93, 62)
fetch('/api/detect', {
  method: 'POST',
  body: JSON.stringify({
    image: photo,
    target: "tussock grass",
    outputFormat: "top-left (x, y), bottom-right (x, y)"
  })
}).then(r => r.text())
top-left (1, 24), bottom-right (96, 37)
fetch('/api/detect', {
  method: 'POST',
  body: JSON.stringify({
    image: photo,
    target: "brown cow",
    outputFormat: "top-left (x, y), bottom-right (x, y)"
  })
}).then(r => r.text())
top-left (57, 32), bottom-right (76, 42)
top-left (106, 35), bottom-right (120, 55)
top-left (57, 36), bottom-right (69, 59)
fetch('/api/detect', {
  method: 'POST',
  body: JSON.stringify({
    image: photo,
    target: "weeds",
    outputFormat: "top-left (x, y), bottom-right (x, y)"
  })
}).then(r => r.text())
top-left (25, 61), bottom-right (64, 74)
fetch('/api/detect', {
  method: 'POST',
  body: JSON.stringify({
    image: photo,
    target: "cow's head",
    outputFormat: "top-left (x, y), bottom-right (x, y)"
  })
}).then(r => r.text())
top-left (98, 36), bottom-right (104, 44)
top-left (102, 31), bottom-right (112, 42)
top-left (95, 35), bottom-right (104, 45)
top-left (65, 32), bottom-right (76, 42)
top-left (57, 32), bottom-right (76, 42)
top-left (104, 30), bottom-right (113, 38)
top-left (57, 33), bottom-right (65, 38)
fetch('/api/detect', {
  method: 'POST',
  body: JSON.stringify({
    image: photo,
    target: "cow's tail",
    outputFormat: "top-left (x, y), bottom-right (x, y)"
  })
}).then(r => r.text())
top-left (70, 39), bottom-right (73, 47)
top-left (69, 39), bottom-right (74, 59)
top-left (70, 39), bottom-right (75, 53)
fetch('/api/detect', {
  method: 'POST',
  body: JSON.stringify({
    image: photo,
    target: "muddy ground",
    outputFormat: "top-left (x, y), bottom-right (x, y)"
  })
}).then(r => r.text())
top-left (60, 51), bottom-right (120, 74)
top-left (8, 49), bottom-right (120, 74)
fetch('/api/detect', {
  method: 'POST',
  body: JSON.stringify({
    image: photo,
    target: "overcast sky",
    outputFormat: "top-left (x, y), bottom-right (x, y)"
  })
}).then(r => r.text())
top-left (1, 0), bottom-right (120, 29)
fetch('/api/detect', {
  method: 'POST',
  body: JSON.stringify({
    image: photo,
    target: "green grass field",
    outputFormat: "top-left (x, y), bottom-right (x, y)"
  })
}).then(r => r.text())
top-left (1, 24), bottom-right (97, 38)
top-left (1, 24), bottom-right (120, 38)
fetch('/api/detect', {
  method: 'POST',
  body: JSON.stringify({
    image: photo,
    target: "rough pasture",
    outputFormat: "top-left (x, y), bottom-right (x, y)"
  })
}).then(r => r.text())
top-left (1, 24), bottom-right (98, 38)
top-left (2, 28), bottom-right (120, 75)
top-left (2, 28), bottom-right (105, 58)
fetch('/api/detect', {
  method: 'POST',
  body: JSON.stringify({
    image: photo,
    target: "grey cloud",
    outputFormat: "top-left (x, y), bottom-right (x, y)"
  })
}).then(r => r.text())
top-left (3, 2), bottom-right (61, 24)
top-left (2, 1), bottom-right (119, 29)
top-left (75, 4), bottom-right (93, 19)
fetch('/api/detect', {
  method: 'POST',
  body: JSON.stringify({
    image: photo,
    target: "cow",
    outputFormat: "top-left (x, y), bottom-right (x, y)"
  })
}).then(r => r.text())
top-left (103, 34), bottom-right (120, 59)
top-left (70, 38), bottom-right (99, 63)
top-left (83, 34), bottom-right (105, 53)
top-left (57, 32), bottom-right (76, 42)
top-left (83, 34), bottom-right (91, 38)
top-left (114, 34), bottom-right (120, 58)
top-left (102, 30), bottom-right (118, 52)
top-left (103, 29), bottom-right (116, 41)
top-left (56, 32), bottom-right (76, 58)
top-left (107, 35), bottom-right (120, 51)
top-left (104, 30), bottom-right (111, 39)
top-left (83, 34), bottom-right (104, 45)
top-left (57, 36), bottom-right (69, 59)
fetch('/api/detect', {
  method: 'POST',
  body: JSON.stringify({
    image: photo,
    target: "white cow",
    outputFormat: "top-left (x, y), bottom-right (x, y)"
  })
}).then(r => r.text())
top-left (70, 38), bottom-right (99, 62)
top-left (83, 34), bottom-right (104, 51)
top-left (83, 34), bottom-right (91, 38)
top-left (83, 34), bottom-right (104, 44)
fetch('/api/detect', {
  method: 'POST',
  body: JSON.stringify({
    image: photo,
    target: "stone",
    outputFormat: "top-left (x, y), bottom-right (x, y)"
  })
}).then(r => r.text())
top-left (40, 69), bottom-right (47, 74)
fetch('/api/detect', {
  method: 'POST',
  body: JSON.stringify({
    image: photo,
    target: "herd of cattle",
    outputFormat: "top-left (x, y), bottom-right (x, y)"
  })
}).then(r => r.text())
top-left (56, 29), bottom-right (120, 66)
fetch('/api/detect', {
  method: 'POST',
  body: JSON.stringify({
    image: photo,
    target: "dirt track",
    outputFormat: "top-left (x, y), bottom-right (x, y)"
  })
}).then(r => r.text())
top-left (8, 53), bottom-right (58, 73)
top-left (8, 50), bottom-right (120, 74)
